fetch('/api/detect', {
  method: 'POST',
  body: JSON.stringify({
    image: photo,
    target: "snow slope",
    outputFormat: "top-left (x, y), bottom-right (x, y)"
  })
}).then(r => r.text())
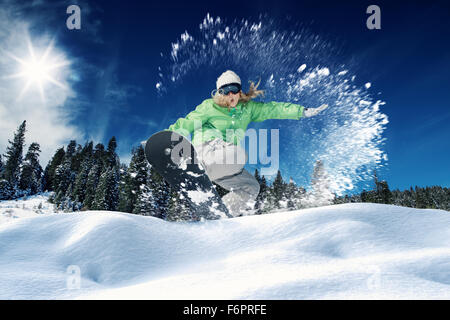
top-left (0, 193), bottom-right (55, 224)
top-left (0, 199), bottom-right (449, 299)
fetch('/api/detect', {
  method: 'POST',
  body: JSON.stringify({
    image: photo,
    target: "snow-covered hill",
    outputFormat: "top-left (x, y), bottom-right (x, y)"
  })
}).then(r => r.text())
top-left (0, 193), bottom-right (55, 224)
top-left (0, 196), bottom-right (449, 299)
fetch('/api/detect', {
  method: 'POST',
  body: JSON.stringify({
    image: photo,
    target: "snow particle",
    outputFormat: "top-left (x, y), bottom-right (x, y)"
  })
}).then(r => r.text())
top-left (297, 64), bottom-right (307, 73)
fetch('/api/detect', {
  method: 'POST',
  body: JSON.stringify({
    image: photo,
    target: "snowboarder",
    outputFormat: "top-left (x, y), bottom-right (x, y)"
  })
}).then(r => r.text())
top-left (166, 70), bottom-right (328, 216)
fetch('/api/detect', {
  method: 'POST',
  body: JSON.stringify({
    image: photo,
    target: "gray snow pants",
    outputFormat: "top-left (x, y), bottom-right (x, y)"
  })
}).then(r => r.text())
top-left (195, 138), bottom-right (260, 217)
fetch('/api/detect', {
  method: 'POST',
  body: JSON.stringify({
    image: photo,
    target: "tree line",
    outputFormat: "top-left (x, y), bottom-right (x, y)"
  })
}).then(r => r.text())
top-left (1, 121), bottom-right (449, 221)
top-left (334, 171), bottom-right (450, 211)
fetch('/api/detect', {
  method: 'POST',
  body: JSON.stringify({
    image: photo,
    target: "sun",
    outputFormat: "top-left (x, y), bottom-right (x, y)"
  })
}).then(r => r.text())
top-left (21, 58), bottom-right (52, 83)
top-left (5, 38), bottom-right (70, 102)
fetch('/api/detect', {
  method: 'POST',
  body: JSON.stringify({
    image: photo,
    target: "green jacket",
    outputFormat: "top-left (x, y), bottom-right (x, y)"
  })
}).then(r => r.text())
top-left (166, 98), bottom-right (305, 146)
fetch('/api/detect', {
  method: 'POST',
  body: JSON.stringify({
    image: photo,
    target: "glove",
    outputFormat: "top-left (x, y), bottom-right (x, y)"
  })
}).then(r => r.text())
top-left (303, 104), bottom-right (328, 118)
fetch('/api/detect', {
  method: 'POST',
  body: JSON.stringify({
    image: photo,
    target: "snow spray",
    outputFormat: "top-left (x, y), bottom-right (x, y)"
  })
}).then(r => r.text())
top-left (156, 13), bottom-right (388, 196)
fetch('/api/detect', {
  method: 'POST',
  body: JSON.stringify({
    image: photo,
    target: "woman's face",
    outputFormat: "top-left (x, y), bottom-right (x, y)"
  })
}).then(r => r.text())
top-left (225, 91), bottom-right (240, 108)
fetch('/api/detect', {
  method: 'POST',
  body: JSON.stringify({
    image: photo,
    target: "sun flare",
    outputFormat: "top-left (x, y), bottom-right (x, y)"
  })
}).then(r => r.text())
top-left (5, 38), bottom-right (70, 102)
top-left (21, 58), bottom-right (52, 83)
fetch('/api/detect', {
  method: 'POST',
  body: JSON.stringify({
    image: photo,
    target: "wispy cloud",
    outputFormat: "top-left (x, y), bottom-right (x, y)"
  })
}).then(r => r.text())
top-left (127, 115), bottom-right (158, 128)
top-left (78, 63), bottom-right (142, 145)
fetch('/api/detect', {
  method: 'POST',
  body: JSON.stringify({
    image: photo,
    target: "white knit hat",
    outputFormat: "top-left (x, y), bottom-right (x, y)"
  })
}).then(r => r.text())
top-left (216, 70), bottom-right (241, 90)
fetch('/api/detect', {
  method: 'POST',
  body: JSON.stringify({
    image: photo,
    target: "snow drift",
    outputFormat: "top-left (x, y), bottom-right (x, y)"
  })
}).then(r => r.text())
top-left (0, 199), bottom-right (449, 299)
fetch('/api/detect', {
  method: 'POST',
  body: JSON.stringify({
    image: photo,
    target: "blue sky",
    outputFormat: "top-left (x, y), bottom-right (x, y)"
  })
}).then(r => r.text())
top-left (0, 0), bottom-right (449, 192)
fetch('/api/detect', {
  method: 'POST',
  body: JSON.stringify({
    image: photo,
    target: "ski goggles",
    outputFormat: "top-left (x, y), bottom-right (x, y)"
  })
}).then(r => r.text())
top-left (218, 83), bottom-right (241, 95)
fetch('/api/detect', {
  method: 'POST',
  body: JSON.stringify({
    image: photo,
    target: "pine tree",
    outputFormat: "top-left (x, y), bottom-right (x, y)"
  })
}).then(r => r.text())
top-left (117, 163), bottom-right (128, 210)
top-left (92, 168), bottom-right (108, 210)
top-left (65, 140), bottom-right (77, 160)
top-left (52, 189), bottom-right (64, 208)
top-left (104, 137), bottom-right (120, 210)
top-left (166, 188), bottom-right (191, 221)
top-left (296, 186), bottom-right (307, 209)
top-left (73, 194), bottom-right (82, 211)
top-left (82, 162), bottom-right (102, 209)
top-left (0, 154), bottom-right (13, 200)
top-left (61, 183), bottom-right (74, 212)
top-left (88, 137), bottom-right (120, 212)
top-left (442, 187), bottom-right (448, 210)
top-left (53, 140), bottom-right (81, 207)
top-left (338, 182), bottom-right (449, 212)
top-left (272, 170), bottom-right (287, 210)
top-left (92, 167), bottom-right (119, 211)
top-left (361, 189), bottom-right (368, 202)
top-left (82, 141), bottom-right (94, 158)
top-left (19, 142), bottom-right (43, 195)
top-left (0, 179), bottom-right (13, 200)
top-left (118, 146), bottom-right (149, 214)
top-left (263, 182), bottom-right (277, 214)
top-left (72, 155), bottom-right (93, 206)
top-left (254, 169), bottom-right (262, 185)
top-left (52, 159), bottom-right (74, 207)
top-left (372, 170), bottom-right (382, 203)
top-left (133, 181), bottom-right (158, 216)
top-left (415, 186), bottom-right (427, 209)
top-left (3, 120), bottom-right (26, 197)
top-left (149, 167), bottom-right (171, 219)
top-left (390, 189), bottom-right (398, 205)
top-left (42, 148), bottom-right (65, 192)
top-left (254, 175), bottom-right (269, 214)
top-left (71, 143), bottom-right (84, 174)
top-left (71, 141), bottom-right (94, 205)
top-left (0, 154), bottom-right (4, 178)
top-left (80, 143), bottom-right (106, 209)
top-left (369, 170), bottom-right (392, 204)
top-left (254, 170), bottom-right (265, 214)
top-left (93, 143), bottom-right (106, 167)
top-left (425, 187), bottom-right (436, 209)
top-left (118, 170), bottom-right (133, 213)
top-left (106, 137), bottom-right (119, 169)
top-left (377, 180), bottom-right (392, 204)
top-left (286, 177), bottom-right (298, 210)
top-left (409, 186), bottom-right (416, 208)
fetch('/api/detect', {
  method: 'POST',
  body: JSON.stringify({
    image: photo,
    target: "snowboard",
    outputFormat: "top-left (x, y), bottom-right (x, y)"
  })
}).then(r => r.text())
top-left (144, 130), bottom-right (231, 220)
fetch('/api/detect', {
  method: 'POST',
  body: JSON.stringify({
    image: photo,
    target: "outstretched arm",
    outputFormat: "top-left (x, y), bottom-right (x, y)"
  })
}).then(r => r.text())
top-left (248, 100), bottom-right (328, 122)
top-left (249, 101), bottom-right (305, 122)
top-left (166, 100), bottom-right (209, 138)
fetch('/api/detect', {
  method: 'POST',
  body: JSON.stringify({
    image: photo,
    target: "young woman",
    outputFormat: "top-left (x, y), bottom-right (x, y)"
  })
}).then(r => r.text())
top-left (167, 70), bottom-right (328, 216)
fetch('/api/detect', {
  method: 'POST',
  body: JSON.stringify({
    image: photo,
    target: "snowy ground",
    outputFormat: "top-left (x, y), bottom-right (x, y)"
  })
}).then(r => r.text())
top-left (0, 193), bottom-right (55, 224)
top-left (0, 195), bottom-right (449, 299)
